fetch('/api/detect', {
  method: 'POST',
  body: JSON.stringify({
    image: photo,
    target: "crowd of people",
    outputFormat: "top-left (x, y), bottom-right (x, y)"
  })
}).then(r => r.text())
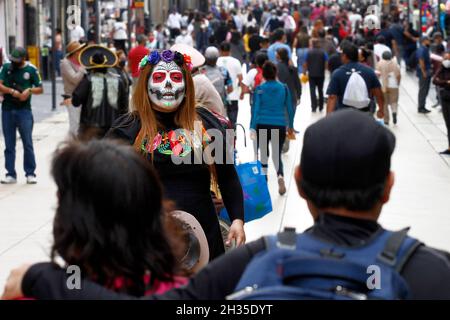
top-left (1, 0), bottom-right (450, 300)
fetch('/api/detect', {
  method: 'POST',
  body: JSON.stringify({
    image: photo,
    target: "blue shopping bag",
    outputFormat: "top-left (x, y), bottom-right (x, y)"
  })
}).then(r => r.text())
top-left (220, 161), bottom-right (273, 223)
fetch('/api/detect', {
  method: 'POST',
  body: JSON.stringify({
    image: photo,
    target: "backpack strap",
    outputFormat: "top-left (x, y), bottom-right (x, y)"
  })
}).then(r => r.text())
top-left (263, 227), bottom-right (297, 251)
top-left (377, 227), bottom-right (422, 272)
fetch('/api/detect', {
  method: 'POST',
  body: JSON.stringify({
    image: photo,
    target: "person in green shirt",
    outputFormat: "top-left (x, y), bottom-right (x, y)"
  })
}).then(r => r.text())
top-left (0, 47), bottom-right (43, 184)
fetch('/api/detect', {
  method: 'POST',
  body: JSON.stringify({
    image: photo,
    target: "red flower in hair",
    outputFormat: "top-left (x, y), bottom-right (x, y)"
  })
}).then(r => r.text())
top-left (183, 54), bottom-right (192, 65)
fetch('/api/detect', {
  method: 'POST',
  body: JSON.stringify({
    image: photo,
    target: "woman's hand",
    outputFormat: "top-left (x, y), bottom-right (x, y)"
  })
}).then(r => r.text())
top-left (250, 129), bottom-right (256, 140)
top-left (1, 264), bottom-right (31, 300)
top-left (227, 219), bottom-right (246, 247)
top-left (287, 128), bottom-right (296, 140)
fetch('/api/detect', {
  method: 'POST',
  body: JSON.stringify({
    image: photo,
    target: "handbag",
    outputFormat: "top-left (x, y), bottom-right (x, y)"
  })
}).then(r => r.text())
top-left (220, 161), bottom-right (273, 223)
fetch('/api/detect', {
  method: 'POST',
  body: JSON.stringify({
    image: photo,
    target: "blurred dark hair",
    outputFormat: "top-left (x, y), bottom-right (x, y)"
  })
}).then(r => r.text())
top-left (273, 28), bottom-right (285, 42)
top-left (277, 47), bottom-right (289, 64)
top-left (255, 52), bottom-right (268, 67)
top-left (318, 29), bottom-right (326, 38)
top-left (51, 139), bottom-right (180, 296)
top-left (341, 41), bottom-right (359, 62)
top-left (262, 61), bottom-right (277, 80)
top-left (220, 41), bottom-right (231, 52)
top-left (230, 31), bottom-right (242, 44)
top-left (376, 35), bottom-right (386, 44)
top-left (300, 178), bottom-right (387, 211)
top-left (247, 26), bottom-right (256, 35)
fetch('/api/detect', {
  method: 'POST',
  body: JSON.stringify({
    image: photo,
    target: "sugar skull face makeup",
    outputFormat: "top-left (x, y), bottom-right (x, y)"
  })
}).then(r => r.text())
top-left (148, 60), bottom-right (186, 112)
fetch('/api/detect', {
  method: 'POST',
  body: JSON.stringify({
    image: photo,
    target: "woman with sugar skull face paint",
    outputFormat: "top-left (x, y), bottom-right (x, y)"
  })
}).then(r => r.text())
top-left (106, 50), bottom-right (246, 260)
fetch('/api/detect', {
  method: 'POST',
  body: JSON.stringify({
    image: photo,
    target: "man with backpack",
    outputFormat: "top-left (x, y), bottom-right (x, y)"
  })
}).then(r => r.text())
top-left (201, 46), bottom-right (233, 111)
top-left (326, 41), bottom-right (384, 119)
top-left (217, 42), bottom-right (243, 129)
top-left (5, 109), bottom-right (450, 300)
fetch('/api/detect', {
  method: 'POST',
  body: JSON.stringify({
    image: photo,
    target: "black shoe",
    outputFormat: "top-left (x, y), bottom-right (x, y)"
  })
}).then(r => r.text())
top-left (418, 108), bottom-right (431, 114)
top-left (432, 103), bottom-right (440, 108)
top-left (312, 109), bottom-right (317, 113)
top-left (393, 112), bottom-right (397, 124)
top-left (440, 149), bottom-right (450, 155)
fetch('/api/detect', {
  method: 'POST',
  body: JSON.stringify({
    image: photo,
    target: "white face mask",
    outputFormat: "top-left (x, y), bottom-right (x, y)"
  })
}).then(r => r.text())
top-left (148, 60), bottom-right (186, 112)
top-left (443, 60), bottom-right (450, 69)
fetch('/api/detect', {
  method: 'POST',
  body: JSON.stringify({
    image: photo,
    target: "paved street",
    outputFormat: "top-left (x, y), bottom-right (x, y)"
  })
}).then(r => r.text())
top-left (1, 71), bottom-right (450, 290)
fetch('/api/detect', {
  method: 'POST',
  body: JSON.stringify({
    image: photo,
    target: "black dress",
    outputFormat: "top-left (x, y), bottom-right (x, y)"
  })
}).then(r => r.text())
top-left (106, 108), bottom-right (244, 259)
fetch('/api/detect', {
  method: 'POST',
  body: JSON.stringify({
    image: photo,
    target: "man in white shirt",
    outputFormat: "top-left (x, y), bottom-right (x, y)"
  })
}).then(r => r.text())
top-left (217, 42), bottom-right (243, 128)
top-left (175, 26), bottom-right (194, 47)
top-left (166, 9), bottom-right (183, 40)
top-left (348, 10), bottom-right (362, 33)
top-left (113, 17), bottom-right (128, 52)
top-left (373, 35), bottom-right (392, 64)
top-left (70, 25), bottom-right (86, 42)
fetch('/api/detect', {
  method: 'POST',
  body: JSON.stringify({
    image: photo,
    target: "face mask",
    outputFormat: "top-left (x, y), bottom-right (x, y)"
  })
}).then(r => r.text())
top-left (443, 60), bottom-right (450, 68)
top-left (12, 61), bottom-right (22, 69)
top-left (148, 60), bottom-right (185, 112)
top-left (181, 30), bottom-right (187, 36)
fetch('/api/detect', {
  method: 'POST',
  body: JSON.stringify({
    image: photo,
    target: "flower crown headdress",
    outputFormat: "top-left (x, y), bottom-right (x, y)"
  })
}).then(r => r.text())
top-left (139, 50), bottom-right (193, 71)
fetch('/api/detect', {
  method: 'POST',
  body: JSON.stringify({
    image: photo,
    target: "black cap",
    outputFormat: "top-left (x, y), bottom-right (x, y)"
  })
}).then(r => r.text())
top-left (300, 109), bottom-right (396, 190)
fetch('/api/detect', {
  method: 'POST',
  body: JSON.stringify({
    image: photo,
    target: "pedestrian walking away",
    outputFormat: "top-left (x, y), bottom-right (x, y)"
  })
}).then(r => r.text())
top-left (376, 51), bottom-right (401, 125)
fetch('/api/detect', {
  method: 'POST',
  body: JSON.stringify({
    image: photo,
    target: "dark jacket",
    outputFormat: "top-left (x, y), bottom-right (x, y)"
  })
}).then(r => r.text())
top-left (277, 61), bottom-right (302, 107)
top-left (22, 213), bottom-right (450, 300)
top-left (72, 70), bottom-right (128, 129)
top-left (306, 48), bottom-right (328, 78)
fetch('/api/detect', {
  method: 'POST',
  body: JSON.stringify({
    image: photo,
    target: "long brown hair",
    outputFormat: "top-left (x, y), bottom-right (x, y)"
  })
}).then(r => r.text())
top-left (132, 62), bottom-right (197, 151)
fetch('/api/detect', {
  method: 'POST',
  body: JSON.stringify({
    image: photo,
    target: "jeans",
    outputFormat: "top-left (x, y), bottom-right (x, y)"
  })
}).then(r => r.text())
top-left (256, 124), bottom-right (286, 176)
top-left (2, 109), bottom-right (36, 178)
top-left (309, 76), bottom-right (325, 111)
top-left (442, 98), bottom-right (450, 147)
top-left (418, 74), bottom-right (431, 110)
top-left (55, 50), bottom-right (63, 76)
top-left (296, 48), bottom-right (308, 74)
top-left (226, 100), bottom-right (239, 129)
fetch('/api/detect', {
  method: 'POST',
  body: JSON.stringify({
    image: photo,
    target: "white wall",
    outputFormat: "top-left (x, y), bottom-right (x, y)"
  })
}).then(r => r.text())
top-left (16, 0), bottom-right (25, 47)
top-left (0, 0), bottom-right (6, 52)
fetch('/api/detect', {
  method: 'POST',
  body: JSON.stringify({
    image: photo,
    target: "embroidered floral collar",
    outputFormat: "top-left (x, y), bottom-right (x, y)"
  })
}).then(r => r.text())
top-left (141, 127), bottom-right (211, 157)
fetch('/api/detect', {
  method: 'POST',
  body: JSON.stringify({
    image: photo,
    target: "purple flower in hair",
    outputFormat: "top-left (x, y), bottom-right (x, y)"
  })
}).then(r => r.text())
top-left (161, 50), bottom-right (175, 63)
top-left (148, 51), bottom-right (161, 65)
